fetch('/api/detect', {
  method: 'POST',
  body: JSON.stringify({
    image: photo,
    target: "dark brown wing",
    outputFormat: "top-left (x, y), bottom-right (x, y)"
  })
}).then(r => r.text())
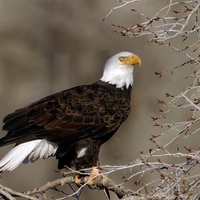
top-left (0, 81), bottom-right (131, 146)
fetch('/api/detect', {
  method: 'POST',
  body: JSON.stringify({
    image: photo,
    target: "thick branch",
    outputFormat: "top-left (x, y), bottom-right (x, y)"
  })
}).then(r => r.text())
top-left (25, 175), bottom-right (132, 199)
top-left (0, 184), bottom-right (37, 200)
top-left (26, 176), bottom-right (74, 196)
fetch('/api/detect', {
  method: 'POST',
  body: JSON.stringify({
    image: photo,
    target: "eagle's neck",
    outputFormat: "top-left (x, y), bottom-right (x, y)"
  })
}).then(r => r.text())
top-left (100, 65), bottom-right (134, 89)
top-left (95, 80), bottom-right (132, 102)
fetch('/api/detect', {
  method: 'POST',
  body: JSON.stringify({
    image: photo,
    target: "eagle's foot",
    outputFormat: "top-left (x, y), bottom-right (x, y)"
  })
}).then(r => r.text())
top-left (74, 174), bottom-right (83, 186)
top-left (86, 167), bottom-right (107, 189)
top-left (74, 167), bottom-right (107, 189)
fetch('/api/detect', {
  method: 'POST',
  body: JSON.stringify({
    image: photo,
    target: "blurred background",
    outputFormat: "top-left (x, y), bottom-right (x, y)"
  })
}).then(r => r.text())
top-left (0, 0), bottom-right (196, 199)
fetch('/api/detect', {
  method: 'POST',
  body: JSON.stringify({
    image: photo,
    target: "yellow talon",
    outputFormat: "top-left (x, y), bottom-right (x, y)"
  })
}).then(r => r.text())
top-left (74, 167), bottom-right (107, 188)
top-left (74, 174), bottom-right (83, 186)
top-left (87, 167), bottom-right (107, 187)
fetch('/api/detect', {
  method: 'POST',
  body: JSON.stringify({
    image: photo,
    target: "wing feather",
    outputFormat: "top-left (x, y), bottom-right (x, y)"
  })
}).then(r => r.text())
top-left (0, 81), bottom-right (131, 146)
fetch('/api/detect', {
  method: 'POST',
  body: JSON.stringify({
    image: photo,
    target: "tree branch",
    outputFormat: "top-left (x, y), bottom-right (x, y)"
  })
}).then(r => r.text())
top-left (24, 175), bottom-right (131, 199)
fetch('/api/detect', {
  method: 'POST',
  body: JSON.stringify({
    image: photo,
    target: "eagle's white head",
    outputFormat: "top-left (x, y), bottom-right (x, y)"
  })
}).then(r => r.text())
top-left (101, 51), bottom-right (141, 89)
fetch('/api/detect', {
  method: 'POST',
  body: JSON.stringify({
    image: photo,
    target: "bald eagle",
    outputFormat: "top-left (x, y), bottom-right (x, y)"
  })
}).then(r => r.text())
top-left (0, 52), bottom-right (141, 172)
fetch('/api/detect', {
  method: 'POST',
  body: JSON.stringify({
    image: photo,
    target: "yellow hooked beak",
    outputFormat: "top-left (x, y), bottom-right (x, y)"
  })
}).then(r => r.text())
top-left (119, 54), bottom-right (142, 66)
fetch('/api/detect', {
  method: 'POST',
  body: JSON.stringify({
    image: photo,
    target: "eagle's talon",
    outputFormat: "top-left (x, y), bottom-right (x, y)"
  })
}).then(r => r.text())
top-left (75, 167), bottom-right (107, 189)
top-left (74, 174), bottom-right (84, 186)
top-left (86, 167), bottom-right (107, 188)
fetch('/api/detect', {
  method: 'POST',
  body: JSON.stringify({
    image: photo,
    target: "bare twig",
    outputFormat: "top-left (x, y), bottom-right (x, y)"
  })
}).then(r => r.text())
top-left (181, 93), bottom-right (200, 111)
top-left (0, 184), bottom-right (37, 200)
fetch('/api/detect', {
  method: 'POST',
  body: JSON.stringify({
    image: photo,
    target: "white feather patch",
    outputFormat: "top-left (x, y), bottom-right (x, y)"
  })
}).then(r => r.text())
top-left (77, 147), bottom-right (87, 158)
top-left (0, 139), bottom-right (58, 171)
top-left (24, 139), bottom-right (57, 163)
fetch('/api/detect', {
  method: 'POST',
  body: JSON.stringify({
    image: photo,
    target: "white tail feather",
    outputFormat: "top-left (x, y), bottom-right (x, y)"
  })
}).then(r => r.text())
top-left (0, 139), bottom-right (58, 171)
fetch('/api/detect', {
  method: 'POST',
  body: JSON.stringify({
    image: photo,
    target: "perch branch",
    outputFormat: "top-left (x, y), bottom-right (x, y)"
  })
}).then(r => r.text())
top-left (25, 175), bottom-right (131, 199)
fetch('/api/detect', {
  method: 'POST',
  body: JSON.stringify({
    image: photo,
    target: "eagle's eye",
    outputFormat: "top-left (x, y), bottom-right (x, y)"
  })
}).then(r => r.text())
top-left (119, 56), bottom-right (125, 62)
